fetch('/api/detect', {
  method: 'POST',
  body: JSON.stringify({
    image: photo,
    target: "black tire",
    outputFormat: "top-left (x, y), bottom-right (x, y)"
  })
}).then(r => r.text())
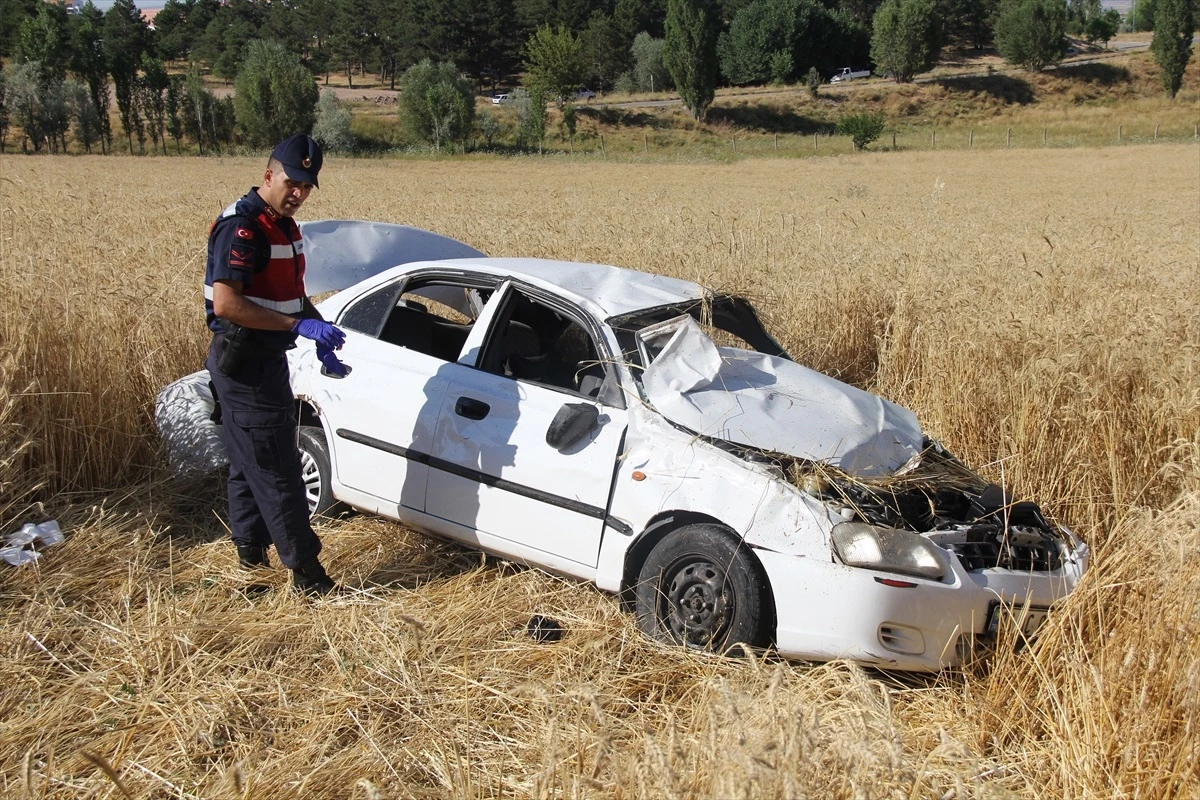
top-left (297, 426), bottom-right (337, 518)
top-left (634, 523), bottom-right (771, 654)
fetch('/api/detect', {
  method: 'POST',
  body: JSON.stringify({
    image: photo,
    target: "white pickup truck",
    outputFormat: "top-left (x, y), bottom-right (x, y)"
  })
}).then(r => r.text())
top-left (830, 67), bottom-right (871, 82)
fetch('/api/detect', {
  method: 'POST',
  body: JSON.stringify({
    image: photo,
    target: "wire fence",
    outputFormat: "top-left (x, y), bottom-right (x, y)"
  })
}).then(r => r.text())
top-left (550, 123), bottom-right (1200, 160)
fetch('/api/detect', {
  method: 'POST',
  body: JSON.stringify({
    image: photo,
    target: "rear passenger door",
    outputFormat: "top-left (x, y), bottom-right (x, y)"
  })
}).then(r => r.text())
top-left (320, 272), bottom-right (496, 512)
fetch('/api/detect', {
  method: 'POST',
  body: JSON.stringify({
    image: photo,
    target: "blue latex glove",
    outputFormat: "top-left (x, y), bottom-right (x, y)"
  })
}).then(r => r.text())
top-left (317, 343), bottom-right (350, 377)
top-left (292, 318), bottom-right (346, 350)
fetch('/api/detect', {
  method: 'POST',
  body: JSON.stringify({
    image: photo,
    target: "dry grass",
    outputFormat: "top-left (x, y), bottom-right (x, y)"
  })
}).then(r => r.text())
top-left (1, 145), bottom-right (1198, 798)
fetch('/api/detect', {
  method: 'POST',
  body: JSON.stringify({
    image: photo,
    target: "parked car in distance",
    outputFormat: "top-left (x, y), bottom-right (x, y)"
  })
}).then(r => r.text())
top-left (157, 222), bottom-right (1089, 673)
top-left (490, 93), bottom-right (511, 105)
top-left (830, 67), bottom-right (871, 82)
top-left (575, 87), bottom-right (596, 100)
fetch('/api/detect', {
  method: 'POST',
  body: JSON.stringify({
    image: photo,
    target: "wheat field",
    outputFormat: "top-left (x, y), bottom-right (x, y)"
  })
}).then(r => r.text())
top-left (1, 145), bottom-right (1198, 799)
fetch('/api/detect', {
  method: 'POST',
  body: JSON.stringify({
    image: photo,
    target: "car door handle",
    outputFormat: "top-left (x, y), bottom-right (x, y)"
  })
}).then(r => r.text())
top-left (321, 364), bottom-right (352, 379)
top-left (455, 397), bottom-right (490, 420)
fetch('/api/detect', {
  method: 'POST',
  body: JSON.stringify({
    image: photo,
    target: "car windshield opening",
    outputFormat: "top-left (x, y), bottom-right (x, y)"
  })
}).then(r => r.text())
top-left (611, 295), bottom-right (790, 373)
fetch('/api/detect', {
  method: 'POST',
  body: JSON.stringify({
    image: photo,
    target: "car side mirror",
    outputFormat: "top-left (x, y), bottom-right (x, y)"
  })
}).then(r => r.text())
top-left (545, 402), bottom-right (600, 452)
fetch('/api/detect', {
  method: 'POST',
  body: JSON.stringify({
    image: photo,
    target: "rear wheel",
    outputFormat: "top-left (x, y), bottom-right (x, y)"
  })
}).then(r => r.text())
top-left (634, 524), bottom-right (771, 654)
top-left (297, 426), bottom-right (337, 517)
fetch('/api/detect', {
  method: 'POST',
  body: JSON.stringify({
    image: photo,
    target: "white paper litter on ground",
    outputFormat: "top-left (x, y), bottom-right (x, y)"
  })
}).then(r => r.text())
top-left (2, 520), bottom-right (65, 566)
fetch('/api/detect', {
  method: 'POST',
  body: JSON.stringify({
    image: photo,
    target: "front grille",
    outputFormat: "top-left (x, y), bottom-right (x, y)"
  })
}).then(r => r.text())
top-left (948, 535), bottom-right (1061, 572)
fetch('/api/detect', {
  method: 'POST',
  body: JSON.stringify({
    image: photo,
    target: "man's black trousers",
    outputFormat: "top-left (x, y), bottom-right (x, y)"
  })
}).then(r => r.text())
top-left (206, 338), bottom-right (322, 569)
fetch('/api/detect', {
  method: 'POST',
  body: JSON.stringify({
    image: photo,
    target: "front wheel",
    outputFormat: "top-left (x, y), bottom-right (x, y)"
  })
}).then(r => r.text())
top-left (297, 425), bottom-right (338, 518)
top-left (634, 524), bottom-right (771, 655)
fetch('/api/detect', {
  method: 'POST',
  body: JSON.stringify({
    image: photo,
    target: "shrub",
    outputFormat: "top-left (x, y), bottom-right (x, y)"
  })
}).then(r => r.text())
top-left (838, 111), bottom-right (886, 149)
top-left (475, 107), bottom-right (501, 148)
top-left (311, 89), bottom-right (354, 153)
top-left (805, 66), bottom-right (822, 97)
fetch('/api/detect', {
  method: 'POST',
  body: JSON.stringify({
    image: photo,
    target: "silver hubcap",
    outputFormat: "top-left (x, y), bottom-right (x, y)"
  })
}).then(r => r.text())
top-left (299, 449), bottom-right (321, 513)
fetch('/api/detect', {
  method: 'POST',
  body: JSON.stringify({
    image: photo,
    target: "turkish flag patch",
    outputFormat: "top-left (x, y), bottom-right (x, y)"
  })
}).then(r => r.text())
top-left (235, 228), bottom-right (253, 240)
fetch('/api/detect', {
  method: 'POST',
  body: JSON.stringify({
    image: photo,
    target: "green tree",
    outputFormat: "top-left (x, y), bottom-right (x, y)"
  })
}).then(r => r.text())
top-left (515, 86), bottom-right (548, 151)
top-left (871, 0), bottom-right (943, 82)
top-left (1083, 8), bottom-right (1121, 45)
top-left (664, 0), bottom-right (720, 120)
top-left (1128, 0), bottom-right (1157, 30)
top-left (1150, 0), bottom-right (1194, 96)
top-left (718, 0), bottom-right (868, 86)
top-left (476, 107), bottom-right (501, 148)
top-left (66, 80), bottom-right (102, 153)
top-left (201, 0), bottom-right (262, 83)
top-left (140, 54), bottom-right (170, 154)
top-left (0, 67), bottom-right (9, 153)
top-left (620, 31), bottom-right (671, 92)
top-left (104, 0), bottom-right (151, 153)
top-left (71, 2), bottom-right (112, 153)
top-left (397, 59), bottom-right (475, 150)
top-left (616, 0), bottom-right (667, 40)
top-left (328, 0), bottom-right (373, 89)
top-left (312, 88), bottom-right (354, 152)
top-left (166, 75), bottom-right (184, 152)
top-left (994, 0), bottom-right (1067, 71)
top-left (17, 1), bottom-right (70, 83)
top-left (580, 11), bottom-right (630, 92)
top-left (0, 0), bottom-right (39, 59)
top-left (234, 38), bottom-right (320, 146)
top-left (15, 2), bottom-right (72, 151)
top-left (154, 0), bottom-right (189, 60)
top-left (938, 0), bottom-right (998, 50)
top-left (524, 24), bottom-right (589, 107)
top-left (182, 64), bottom-right (214, 153)
top-left (5, 61), bottom-right (47, 152)
top-left (838, 110), bottom-right (886, 149)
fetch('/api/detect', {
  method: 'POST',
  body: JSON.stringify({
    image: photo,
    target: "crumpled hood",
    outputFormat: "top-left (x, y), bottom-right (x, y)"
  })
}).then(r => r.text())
top-left (640, 316), bottom-right (923, 477)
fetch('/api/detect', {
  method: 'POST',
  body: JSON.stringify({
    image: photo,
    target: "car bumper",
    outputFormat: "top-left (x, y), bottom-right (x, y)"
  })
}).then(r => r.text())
top-left (756, 541), bottom-right (1089, 672)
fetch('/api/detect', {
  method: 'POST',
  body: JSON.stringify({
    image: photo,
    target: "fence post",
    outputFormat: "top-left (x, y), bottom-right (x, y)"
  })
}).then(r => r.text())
top-left (892, 132), bottom-right (896, 149)
top-left (774, 133), bottom-right (779, 151)
top-left (814, 132), bottom-right (818, 150)
top-left (969, 129), bottom-right (973, 149)
top-left (1154, 125), bottom-right (1159, 140)
top-left (1007, 128), bottom-right (1011, 148)
top-left (732, 135), bottom-right (736, 153)
top-left (643, 132), bottom-right (648, 153)
top-left (932, 129), bottom-right (936, 147)
top-left (600, 135), bottom-right (606, 157)
top-left (1042, 127), bottom-right (1047, 145)
top-left (1118, 125), bottom-right (1122, 142)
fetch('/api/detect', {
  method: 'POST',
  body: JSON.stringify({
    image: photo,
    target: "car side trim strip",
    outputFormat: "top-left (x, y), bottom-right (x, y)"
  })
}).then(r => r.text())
top-left (335, 428), bottom-right (634, 535)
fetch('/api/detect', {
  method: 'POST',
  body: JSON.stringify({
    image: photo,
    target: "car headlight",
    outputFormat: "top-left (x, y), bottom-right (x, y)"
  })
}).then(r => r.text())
top-left (831, 522), bottom-right (946, 580)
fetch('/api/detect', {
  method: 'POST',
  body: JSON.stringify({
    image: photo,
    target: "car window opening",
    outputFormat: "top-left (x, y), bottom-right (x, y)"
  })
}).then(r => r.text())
top-left (341, 277), bottom-right (494, 363)
top-left (485, 290), bottom-right (616, 403)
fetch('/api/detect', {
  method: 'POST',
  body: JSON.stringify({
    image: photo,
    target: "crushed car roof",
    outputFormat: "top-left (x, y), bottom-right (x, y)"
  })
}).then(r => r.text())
top-left (298, 220), bottom-right (708, 320)
top-left (400, 257), bottom-right (708, 320)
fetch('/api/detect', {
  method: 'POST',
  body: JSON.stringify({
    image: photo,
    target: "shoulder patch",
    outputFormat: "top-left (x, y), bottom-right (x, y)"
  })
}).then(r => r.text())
top-left (235, 227), bottom-right (254, 240)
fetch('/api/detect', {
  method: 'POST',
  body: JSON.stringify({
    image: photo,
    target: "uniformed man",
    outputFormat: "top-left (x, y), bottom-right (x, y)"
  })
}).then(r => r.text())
top-left (204, 133), bottom-right (347, 595)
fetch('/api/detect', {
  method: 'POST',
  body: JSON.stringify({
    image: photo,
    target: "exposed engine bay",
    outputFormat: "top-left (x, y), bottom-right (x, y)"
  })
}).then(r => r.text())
top-left (735, 439), bottom-right (1069, 573)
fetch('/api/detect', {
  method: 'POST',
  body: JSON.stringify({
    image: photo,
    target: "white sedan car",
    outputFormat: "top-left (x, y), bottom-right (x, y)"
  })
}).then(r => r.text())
top-left (158, 222), bottom-right (1089, 672)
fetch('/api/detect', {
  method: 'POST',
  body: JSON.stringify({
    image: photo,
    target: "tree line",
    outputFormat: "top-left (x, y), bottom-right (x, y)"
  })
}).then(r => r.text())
top-left (0, 0), bottom-right (1193, 154)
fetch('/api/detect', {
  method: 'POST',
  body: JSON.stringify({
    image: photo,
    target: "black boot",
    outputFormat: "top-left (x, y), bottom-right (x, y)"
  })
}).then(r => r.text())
top-left (236, 543), bottom-right (270, 569)
top-left (292, 559), bottom-right (337, 596)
